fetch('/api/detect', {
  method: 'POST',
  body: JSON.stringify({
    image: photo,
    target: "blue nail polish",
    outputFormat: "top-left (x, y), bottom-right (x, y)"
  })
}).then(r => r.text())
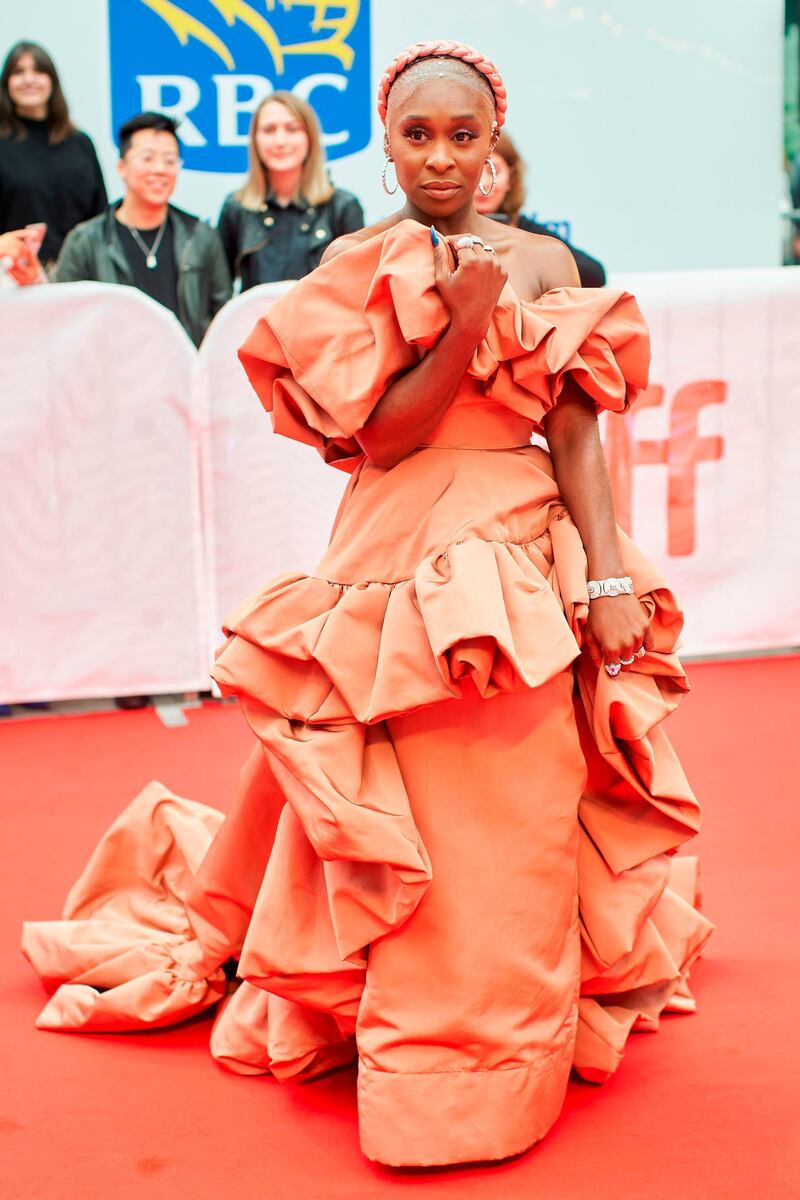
top-left (430, 225), bottom-right (440, 246)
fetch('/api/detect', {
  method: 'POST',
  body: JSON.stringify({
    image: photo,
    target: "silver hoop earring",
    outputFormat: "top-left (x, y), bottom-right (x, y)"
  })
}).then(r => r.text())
top-left (478, 157), bottom-right (497, 197)
top-left (381, 156), bottom-right (398, 196)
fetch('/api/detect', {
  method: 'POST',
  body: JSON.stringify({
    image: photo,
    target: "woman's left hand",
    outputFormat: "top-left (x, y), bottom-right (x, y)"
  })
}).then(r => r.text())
top-left (584, 593), bottom-right (655, 671)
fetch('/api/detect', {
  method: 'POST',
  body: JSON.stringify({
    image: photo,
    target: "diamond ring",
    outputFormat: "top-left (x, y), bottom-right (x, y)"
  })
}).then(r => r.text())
top-left (455, 235), bottom-right (484, 249)
top-left (604, 662), bottom-right (622, 677)
top-left (620, 655), bottom-right (636, 666)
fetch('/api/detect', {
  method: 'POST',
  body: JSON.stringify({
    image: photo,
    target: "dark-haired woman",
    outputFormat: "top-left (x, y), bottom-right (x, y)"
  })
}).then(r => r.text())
top-left (474, 129), bottom-right (606, 287)
top-left (0, 41), bottom-right (106, 267)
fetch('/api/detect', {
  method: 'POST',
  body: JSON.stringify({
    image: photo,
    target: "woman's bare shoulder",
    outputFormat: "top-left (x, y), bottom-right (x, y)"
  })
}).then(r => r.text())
top-left (486, 221), bottom-right (580, 298)
top-left (513, 224), bottom-right (581, 291)
top-left (320, 215), bottom-right (400, 265)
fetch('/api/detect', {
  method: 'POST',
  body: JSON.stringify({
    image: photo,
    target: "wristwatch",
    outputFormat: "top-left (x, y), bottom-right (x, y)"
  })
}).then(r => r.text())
top-left (586, 576), bottom-right (634, 600)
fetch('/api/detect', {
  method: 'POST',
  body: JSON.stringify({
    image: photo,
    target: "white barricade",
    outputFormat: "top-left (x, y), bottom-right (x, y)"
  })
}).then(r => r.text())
top-left (1, 269), bottom-right (798, 703)
top-left (196, 284), bottom-right (345, 652)
top-left (0, 283), bottom-right (207, 702)
top-left (608, 267), bottom-right (800, 655)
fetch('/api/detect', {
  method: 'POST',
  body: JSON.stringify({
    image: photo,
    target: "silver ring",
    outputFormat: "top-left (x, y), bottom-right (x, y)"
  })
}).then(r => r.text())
top-left (635, 646), bottom-right (646, 658)
top-left (620, 655), bottom-right (636, 666)
top-left (483, 244), bottom-right (496, 253)
top-left (604, 662), bottom-right (621, 677)
top-left (455, 235), bottom-right (484, 249)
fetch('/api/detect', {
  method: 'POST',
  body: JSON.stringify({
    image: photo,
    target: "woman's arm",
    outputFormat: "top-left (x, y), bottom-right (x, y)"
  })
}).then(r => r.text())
top-left (546, 386), bottom-right (625, 581)
top-left (540, 241), bottom-right (653, 665)
top-left (544, 389), bottom-right (653, 665)
top-left (357, 232), bottom-right (507, 468)
top-left (358, 324), bottom-right (480, 468)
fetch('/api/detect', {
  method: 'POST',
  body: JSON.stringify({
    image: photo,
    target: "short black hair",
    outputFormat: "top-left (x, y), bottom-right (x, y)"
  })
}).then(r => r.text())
top-left (118, 111), bottom-right (180, 158)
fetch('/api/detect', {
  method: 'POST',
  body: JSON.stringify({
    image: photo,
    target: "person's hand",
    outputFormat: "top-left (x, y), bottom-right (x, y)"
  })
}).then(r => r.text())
top-left (0, 228), bottom-right (45, 286)
top-left (431, 227), bottom-right (507, 344)
top-left (0, 230), bottom-right (30, 266)
top-left (585, 593), bottom-right (655, 673)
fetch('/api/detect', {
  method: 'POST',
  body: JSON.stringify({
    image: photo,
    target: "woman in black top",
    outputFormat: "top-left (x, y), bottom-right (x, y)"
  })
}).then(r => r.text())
top-left (474, 130), bottom-right (606, 288)
top-left (0, 41), bottom-right (107, 267)
top-left (218, 90), bottom-right (363, 288)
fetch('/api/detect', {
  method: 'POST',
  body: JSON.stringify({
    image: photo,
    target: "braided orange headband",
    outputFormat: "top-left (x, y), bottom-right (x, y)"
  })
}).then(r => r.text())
top-left (376, 40), bottom-right (508, 129)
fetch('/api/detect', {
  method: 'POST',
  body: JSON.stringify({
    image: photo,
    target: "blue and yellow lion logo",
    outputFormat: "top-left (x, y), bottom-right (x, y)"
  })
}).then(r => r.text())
top-left (109, 1), bottom-right (371, 171)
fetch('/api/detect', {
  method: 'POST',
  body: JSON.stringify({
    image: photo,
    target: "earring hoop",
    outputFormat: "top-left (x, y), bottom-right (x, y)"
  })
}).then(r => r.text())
top-left (381, 156), bottom-right (398, 196)
top-left (478, 157), bottom-right (497, 197)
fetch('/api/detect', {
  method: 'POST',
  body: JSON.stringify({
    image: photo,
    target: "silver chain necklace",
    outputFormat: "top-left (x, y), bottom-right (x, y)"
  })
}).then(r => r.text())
top-left (126, 218), bottom-right (167, 269)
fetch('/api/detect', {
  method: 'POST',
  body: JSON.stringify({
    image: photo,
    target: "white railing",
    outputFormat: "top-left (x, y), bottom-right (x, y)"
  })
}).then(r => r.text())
top-left (1, 270), bottom-right (798, 701)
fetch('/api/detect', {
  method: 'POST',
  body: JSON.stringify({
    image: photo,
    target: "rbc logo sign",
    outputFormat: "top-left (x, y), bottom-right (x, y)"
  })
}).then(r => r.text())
top-left (108, 0), bottom-right (371, 171)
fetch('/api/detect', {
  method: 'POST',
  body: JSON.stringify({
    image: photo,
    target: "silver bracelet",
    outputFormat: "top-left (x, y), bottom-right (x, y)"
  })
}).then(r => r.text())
top-left (587, 576), bottom-right (634, 600)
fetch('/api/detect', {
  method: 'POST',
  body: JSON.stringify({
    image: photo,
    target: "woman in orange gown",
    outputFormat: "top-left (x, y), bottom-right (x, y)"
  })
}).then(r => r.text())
top-left (22, 41), bottom-right (712, 1168)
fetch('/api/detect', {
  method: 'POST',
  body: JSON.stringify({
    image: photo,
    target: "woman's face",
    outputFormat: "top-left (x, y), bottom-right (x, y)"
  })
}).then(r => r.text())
top-left (386, 74), bottom-right (495, 218)
top-left (7, 52), bottom-right (53, 118)
top-left (255, 101), bottom-right (310, 177)
top-left (473, 151), bottom-right (512, 215)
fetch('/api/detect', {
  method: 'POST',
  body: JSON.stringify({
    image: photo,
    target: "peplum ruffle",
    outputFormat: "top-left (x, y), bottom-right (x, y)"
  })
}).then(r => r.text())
top-left (22, 220), bottom-right (710, 1115)
top-left (209, 506), bottom-right (711, 1080)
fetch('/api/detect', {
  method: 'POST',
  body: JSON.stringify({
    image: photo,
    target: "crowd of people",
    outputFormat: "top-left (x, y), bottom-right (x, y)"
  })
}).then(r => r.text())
top-left (0, 38), bottom-right (605, 341)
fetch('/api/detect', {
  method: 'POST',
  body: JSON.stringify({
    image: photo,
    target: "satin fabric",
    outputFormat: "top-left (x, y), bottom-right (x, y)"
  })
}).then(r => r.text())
top-left (22, 221), bottom-right (712, 1167)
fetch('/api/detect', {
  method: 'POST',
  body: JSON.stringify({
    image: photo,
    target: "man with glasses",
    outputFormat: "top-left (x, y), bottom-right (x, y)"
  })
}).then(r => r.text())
top-left (55, 112), bottom-right (231, 345)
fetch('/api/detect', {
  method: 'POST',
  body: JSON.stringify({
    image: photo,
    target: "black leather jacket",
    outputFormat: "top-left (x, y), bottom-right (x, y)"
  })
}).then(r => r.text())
top-left (218, 188), bottom-right (364, 288)
top-left (54, 202), bottom-right (232, 345)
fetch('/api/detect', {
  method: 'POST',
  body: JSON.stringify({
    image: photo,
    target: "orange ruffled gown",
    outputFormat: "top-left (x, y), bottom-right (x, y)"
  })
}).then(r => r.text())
top-left (22, 222), bottom-right (712, 1168)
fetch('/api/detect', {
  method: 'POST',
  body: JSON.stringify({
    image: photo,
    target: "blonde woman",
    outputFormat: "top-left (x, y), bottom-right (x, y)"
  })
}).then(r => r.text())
top-left (218, 91), bottom-right (363, 288)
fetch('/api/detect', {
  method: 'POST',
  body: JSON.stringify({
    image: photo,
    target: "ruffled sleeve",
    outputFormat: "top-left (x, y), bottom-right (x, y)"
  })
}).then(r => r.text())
top-left (238, 220), bottom-right (649, 471)
top-left (485, 286), bottom-right (650, 421)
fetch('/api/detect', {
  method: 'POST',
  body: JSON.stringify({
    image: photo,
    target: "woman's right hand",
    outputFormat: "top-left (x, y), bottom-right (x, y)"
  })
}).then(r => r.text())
top-left (432, 228), bottom-right (507, 344)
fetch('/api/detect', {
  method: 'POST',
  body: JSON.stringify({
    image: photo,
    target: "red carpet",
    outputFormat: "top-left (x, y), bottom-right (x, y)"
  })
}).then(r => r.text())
top-left (2, 658), bottom-right (798, 1199)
